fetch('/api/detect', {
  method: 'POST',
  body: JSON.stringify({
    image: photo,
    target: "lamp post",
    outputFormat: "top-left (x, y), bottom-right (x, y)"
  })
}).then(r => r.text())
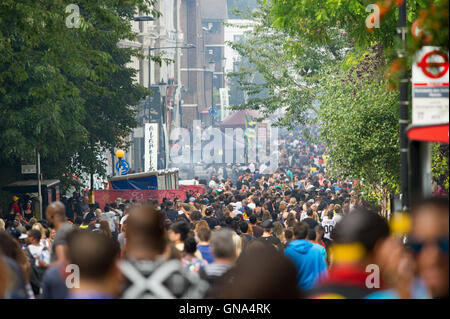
top-left (36, 147), bottom-right (42, 218)
top-left (146, 45), bottom-right (196, 171)
top-left (116, 149), bottom-right (124, 176)
top-left (397, 1), bottom-right (409, 210)
top-left (208, 60), bottom-right (216, 126)
top-left (158, 81), bottom-right (168, 170)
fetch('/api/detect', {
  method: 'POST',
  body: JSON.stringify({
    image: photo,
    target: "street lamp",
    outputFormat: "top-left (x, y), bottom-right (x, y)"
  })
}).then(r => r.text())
top-left (208, 60), bottom-right (216, 126)
top-left (116, 149), bottom-right (124, 176)
top-left (146, 44), bottom-right (195, 171)
top-left (158, 81), bottom-right (169, 170)
top-left (159, 80), bottom-right (168, 97)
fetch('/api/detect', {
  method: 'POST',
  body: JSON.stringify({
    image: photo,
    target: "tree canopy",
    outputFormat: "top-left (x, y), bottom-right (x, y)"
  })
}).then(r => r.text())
top-left (0, 0), bottom-right (159, 189)
top-left (227, 0), bottom-right (449, 203)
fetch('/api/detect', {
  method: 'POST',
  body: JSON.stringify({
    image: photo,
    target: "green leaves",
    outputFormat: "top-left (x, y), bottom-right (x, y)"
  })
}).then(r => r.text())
top-left (0, 0), bottom-right (155, 186)
top-left (315, 46), bottom-right (400, 195)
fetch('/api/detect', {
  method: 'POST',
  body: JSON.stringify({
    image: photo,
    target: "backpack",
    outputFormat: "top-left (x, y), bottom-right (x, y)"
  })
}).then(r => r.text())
top-left (25, 247), bottom-right (47, 296)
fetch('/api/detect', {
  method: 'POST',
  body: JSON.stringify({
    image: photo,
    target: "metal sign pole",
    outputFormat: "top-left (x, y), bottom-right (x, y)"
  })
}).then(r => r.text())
top-left (36, 148), bottom-right (43, 218)
top-left (398, 1), bottom-right (409, 211)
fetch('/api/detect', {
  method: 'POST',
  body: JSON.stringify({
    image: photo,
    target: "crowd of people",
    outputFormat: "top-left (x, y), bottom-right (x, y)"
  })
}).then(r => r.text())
top-left (0, 129), bottom-right (448, 299)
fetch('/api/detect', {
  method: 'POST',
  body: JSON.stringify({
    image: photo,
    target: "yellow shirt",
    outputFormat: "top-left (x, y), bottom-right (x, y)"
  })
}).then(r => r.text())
top-left (322, 155), bottom-right (328, 166)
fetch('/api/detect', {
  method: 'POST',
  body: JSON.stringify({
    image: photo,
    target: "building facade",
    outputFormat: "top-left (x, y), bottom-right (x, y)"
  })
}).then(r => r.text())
top-left (105, 0), bottom-right (229, 178)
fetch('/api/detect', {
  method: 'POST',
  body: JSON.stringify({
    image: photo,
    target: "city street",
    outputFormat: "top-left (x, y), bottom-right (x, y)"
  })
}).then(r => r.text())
top-left (0, 0), bottom-right (448, 306)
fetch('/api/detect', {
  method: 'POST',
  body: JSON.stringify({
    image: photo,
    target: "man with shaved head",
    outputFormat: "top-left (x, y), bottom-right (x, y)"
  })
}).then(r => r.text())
top-left (45, 201), bottom-right (73, 264)
top-left (40, 202), bottom-right (74, 298)
top-left (119, 204), bottom-right (208, 298)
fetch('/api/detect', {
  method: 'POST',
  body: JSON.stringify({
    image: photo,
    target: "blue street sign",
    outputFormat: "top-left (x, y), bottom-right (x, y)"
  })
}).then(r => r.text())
top-left (116, 159), bottom-right (130, 175)
top-left (209, 107), bottom-right (217, 117)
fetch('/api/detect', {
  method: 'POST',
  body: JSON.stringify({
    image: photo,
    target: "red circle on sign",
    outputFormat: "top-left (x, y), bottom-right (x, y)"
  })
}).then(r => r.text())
top-left (417, 51), bottom-right (449, 79)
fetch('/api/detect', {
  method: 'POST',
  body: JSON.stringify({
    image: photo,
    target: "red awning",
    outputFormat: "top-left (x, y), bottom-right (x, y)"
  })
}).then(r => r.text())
top-left (407, 123), bottom-right (449, 144)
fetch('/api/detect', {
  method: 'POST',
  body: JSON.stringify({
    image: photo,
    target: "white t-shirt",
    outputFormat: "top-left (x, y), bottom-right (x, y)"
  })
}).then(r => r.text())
top-left (114, 209), bottom-right (123, 217)
top-left (28, 244), bottom-right (45, 259)
top-left (259, 164), bottom-right (267, 173)
top-left (321, 218), bottom-right (336, 240)
top-left (209, 180), bottom-right (217, 189)
top-left (101, 212), bottom-right (116, 232)
top-left (300, 211), bottom-right (308, 221)
top-left (28, 244), bottom-right (50, 265)
top-left (120, 214), bottom-right (128, 225)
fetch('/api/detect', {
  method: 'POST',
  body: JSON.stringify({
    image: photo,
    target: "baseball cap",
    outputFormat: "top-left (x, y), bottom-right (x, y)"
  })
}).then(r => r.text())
top-left (262, 219), bottom-right (274, 229)
top-left (189, 197), bottom-right (196, 202)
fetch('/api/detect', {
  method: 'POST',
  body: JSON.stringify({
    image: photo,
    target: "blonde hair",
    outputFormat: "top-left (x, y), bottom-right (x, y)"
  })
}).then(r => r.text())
top-left (0, 219), bottom-right (5, 232)
top-left (194, 220), bottom-right (209, 233)
top-left (232, 232), bottom-right (243, 257)
top-left (32, 223), bottom-right (47, 239)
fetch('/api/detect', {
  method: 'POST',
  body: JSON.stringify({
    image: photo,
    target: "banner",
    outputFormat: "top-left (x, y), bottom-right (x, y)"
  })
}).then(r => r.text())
top-left (219, 88), bottom-right (230, 121)
top-left (110, 175), bottom-right (158, 190)
top-left (244, 114), bottom-right (256, 146)
top-left (95, 185), bottom-right (206, 209)
top-left (144, 123), bottom-right (159, 172)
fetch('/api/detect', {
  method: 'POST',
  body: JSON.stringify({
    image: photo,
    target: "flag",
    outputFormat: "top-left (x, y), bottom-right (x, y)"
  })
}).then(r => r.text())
top-left (245, 113), bottom-right (256, 146)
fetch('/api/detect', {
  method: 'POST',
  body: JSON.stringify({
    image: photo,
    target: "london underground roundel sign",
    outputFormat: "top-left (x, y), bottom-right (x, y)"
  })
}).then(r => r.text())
top-left (417, 50), bottom-right (449, 79)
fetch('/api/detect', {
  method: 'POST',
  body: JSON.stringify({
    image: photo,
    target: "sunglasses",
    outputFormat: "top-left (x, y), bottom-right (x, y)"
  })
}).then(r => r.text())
top-left (407, 237), bottom-right (449, 255)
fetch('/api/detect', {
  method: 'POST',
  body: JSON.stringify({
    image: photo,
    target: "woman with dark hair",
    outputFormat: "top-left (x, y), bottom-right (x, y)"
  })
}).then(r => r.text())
top-left (168, 221), bottom-right (191, 253)
top-left (181, 237), bottom-right (208, 273)
top-left (23, 201), bottom-right (33, 221)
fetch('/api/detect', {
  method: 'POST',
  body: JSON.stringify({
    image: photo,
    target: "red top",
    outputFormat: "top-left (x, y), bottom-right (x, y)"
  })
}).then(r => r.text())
top-left (12, 203), bottom-right (21, 215)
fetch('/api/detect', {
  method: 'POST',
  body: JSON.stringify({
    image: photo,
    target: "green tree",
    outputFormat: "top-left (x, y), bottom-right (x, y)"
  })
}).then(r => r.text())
top-left (316, 46), bottom-right (400, 211)
top-left (229, 1), bottom-right (403, 207)
top-left (432, 144), bottom-right (449, 193)
top-left (0, 0), bottom-right (159, 193)
top-left (227, 3), bottom-right (348, 128)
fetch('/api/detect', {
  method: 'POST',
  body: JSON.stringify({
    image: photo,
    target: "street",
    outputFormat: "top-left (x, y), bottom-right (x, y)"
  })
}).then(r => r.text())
top-left (0, 0), bottom-right (448, 306)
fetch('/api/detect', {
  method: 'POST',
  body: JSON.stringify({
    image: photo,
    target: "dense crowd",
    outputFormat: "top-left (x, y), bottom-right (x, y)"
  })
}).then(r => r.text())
top-left (0, 129), bottom-right (448, 299)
